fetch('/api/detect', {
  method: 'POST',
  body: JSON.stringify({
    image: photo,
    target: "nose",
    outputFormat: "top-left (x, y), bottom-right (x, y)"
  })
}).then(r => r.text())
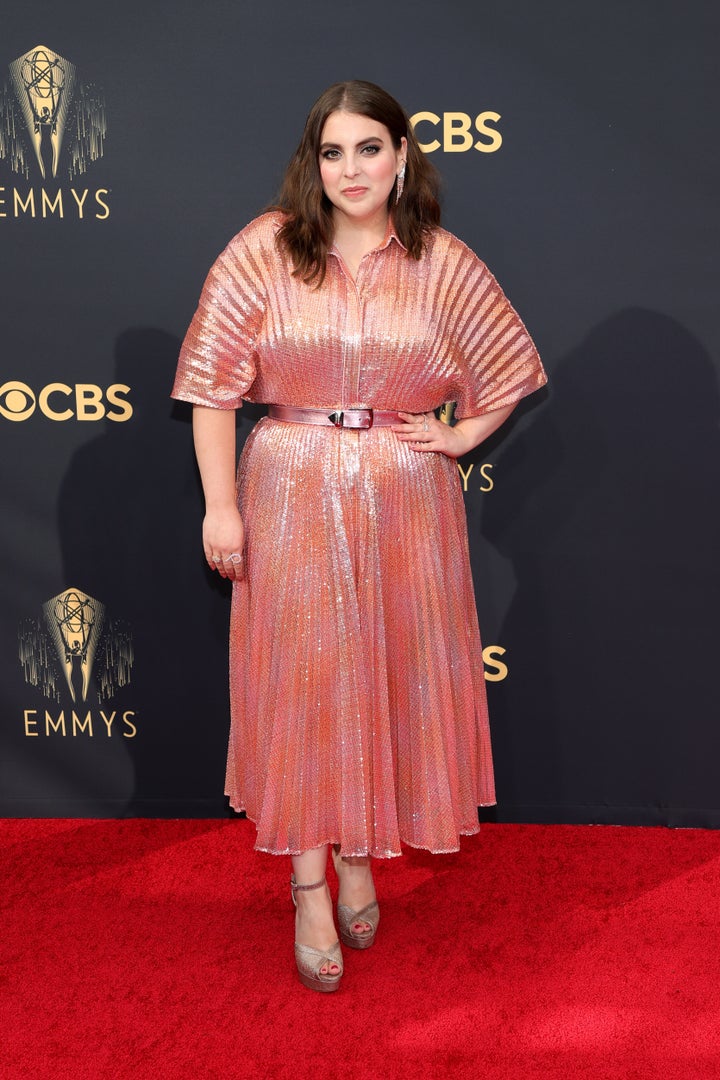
top-left (344, 154), bottom-right (361, 178)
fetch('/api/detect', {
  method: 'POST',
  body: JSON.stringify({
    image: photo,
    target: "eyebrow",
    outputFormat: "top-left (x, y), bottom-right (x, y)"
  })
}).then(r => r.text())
top-left (319, 137), bottom-right (385, 151)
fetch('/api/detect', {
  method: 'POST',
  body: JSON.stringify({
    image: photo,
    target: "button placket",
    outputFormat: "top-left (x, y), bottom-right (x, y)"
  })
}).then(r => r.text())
top-left (340, 263), bottom-right (363, 410)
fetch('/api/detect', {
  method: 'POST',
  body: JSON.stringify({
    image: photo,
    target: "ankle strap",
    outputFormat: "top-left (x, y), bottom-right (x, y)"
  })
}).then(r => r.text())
top-left (290, 874), bottom-right (326, 893)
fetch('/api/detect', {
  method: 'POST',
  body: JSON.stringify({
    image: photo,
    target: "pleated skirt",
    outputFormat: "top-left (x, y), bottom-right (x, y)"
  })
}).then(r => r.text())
top-left (225, 417), bottom-right (496, 857)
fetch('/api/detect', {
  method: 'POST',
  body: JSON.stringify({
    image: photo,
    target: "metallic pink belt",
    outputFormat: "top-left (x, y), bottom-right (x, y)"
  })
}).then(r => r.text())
top-left (268, 405), bottom-right (400, 429)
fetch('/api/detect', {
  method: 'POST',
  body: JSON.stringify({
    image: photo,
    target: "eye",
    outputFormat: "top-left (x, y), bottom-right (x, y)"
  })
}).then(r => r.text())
top-left (321, 149), bottom-right (341, 160)
top-left (361, 144), bottom-right (380, 154)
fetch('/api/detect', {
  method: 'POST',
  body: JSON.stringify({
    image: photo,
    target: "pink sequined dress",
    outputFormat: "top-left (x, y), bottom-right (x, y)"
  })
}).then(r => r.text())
top-left (172, 211), bottom-right (546, 857)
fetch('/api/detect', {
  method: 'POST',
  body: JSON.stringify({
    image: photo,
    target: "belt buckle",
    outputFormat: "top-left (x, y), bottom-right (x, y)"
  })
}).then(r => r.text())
top-left (327, 409), bottom-right (373, 429)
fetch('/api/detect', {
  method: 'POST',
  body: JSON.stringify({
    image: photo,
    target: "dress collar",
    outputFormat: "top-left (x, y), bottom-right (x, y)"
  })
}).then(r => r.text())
top-left (377, 214), bottom-right (407, 252)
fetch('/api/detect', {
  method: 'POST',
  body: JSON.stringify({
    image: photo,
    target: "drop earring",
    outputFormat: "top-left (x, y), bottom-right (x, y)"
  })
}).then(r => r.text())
top-left (396, 163), bottom-right (406, 203)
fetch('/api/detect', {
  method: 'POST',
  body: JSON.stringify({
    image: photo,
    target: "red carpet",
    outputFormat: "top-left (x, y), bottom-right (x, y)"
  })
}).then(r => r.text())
top-left (2, 819), bottom-right (720, 1079)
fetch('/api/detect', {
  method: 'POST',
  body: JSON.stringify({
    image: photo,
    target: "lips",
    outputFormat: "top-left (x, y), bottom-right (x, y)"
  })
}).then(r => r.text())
top-left (342, 186), bottom-right (368, 196)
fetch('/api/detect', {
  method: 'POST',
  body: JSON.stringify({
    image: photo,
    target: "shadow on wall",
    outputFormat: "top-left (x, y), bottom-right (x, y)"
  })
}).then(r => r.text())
top-left (482, 308), bottom-right (720, 824)
top-left (56, 327), bottom-right (262, 815)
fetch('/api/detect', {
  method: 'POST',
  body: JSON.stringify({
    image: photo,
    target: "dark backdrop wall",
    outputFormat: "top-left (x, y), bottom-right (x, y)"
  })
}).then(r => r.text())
top-left (1, 0), bottom-right (718, 824)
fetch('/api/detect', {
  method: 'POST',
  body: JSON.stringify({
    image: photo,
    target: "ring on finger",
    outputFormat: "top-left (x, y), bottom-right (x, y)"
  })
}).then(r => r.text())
top-left (422, 416), bottom-right (429, 432)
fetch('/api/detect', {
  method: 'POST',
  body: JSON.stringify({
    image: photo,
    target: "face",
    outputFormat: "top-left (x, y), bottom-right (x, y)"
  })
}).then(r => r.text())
top-left (319, 110), bottom-right (406, 229)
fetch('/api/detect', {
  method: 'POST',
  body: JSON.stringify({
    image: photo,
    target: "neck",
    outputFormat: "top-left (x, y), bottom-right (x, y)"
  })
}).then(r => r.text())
top-left (332, 208), bottom-right (389, 248)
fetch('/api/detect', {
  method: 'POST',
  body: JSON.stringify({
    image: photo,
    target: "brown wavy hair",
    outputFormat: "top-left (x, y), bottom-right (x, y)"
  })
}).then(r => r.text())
top-left (273, 80), bottom-right (441, 286)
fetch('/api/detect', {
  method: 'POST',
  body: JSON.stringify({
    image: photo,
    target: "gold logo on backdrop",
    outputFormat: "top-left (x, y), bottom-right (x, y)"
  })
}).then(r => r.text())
top-left (410, 111), bottom-right (502, 154)
top-left (0, 381), bottom-right (132, 422)
top-left (9, 45), bottom-right (75, 179)
top-left (0, 45), bottom-right (109, 219)
top-left (482, 646), bottom-right (508, 682)
top-left (19, 587), bottom-right (133, 703)
top-left (458, 462), bottom-right (494, 493)
top-left (18, 588), bottom-right (136, 738)
top-left (44, 588), bottom-right (103, 703)
top-left (2, 44), bottom-right (104, 178)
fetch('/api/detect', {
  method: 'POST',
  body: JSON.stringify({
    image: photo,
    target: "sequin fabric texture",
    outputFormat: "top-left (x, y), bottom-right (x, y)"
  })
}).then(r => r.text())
top-left (172, 211), bottom-right (546, 857)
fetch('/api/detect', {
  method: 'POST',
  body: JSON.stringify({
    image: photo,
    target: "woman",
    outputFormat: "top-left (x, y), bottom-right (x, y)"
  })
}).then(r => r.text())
top-left (172, 80), bottom-right (546, 992)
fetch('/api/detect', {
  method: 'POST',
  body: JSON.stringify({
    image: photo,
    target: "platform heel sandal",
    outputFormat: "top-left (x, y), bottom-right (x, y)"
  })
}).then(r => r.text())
top-left (290, 875), bottom-right (343, 993)
top-left (331, 845), bottom-right (380, 950)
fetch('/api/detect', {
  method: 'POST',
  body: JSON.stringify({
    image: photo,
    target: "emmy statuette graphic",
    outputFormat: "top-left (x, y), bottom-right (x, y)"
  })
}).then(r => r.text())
top-left (43, 588), bottom-right (105, 703)
top-left (9, 46), bottom-right (76, 179)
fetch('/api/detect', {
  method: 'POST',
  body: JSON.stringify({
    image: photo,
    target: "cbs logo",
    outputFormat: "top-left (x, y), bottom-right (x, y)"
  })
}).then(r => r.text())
top-left (410, 111), bottom-right (502, 154)
top-left (0, 381), bottom-right (133, 422)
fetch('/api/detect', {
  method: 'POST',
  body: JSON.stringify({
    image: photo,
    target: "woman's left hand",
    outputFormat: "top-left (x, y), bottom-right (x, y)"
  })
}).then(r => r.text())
top-left (392, 411), bottom-right (471, 459)
top-left (392, 404), bottom-right (516, 459)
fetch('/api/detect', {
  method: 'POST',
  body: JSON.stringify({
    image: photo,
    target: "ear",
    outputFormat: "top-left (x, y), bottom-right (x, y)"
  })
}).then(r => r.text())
top-left (398, 136), bottom-right (407, 167)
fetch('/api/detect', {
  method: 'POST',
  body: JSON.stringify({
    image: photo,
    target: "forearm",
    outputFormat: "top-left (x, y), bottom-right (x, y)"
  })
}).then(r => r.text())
top-left (451, 404), bottom-right (515, 455)
top-left (192, 405), bottom-right (238, 510)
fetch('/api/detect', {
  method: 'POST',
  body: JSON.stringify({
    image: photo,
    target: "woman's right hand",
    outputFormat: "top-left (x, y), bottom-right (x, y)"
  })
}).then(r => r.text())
top-left (203, 505), bottom-right (246, 581)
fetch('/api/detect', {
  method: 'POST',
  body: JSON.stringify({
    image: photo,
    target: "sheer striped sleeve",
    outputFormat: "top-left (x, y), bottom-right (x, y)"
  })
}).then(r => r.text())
top-left (171, 227), bottom-right (267, 409)
top-left (444, 240), bottom-right (547, 419)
